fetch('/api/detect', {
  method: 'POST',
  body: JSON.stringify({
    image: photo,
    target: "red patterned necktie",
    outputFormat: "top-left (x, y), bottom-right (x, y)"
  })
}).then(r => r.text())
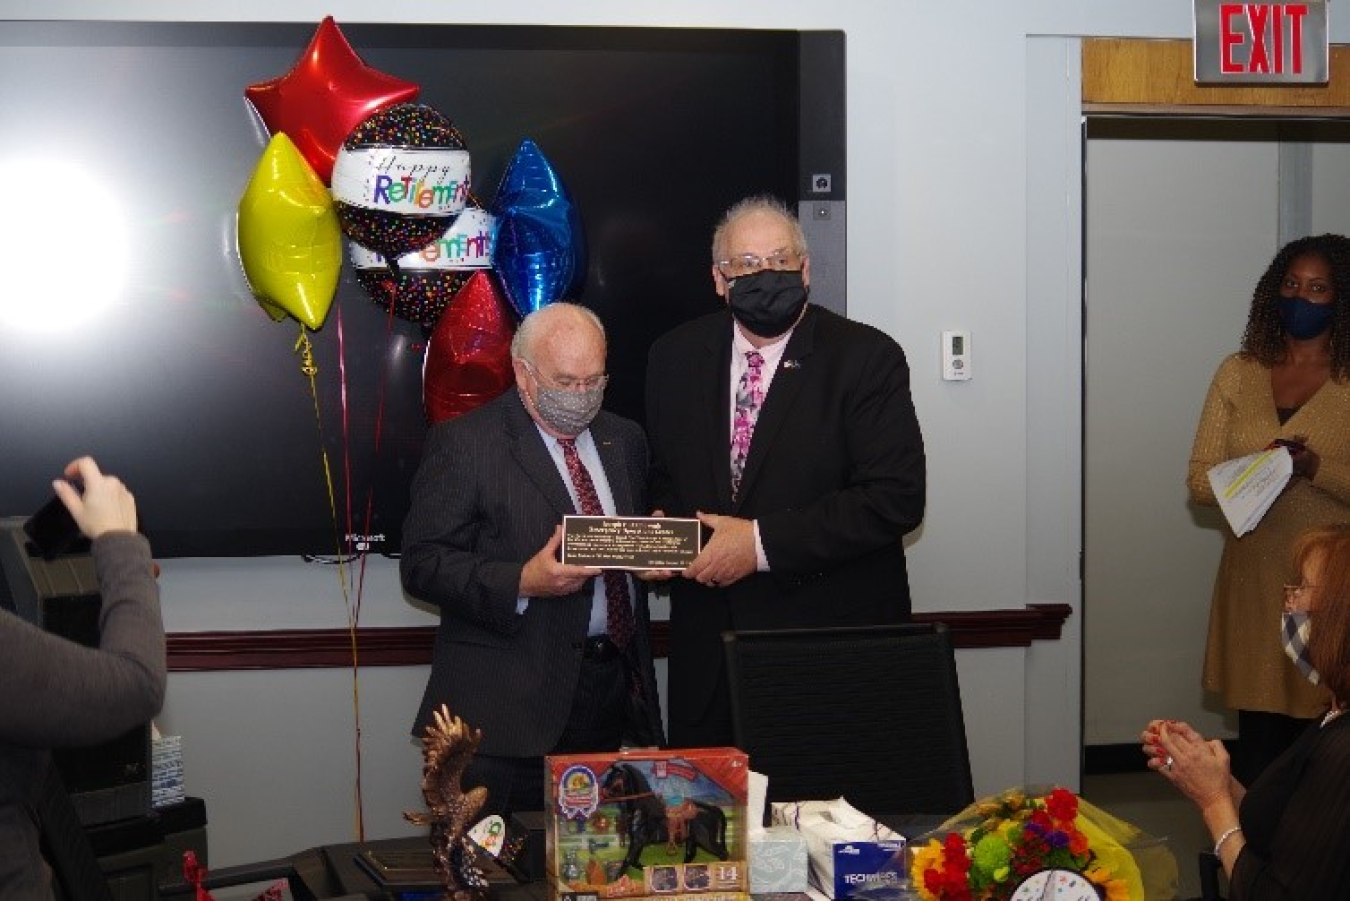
top-left (558, 438), bottom-right (635, 649)
top-left (730, 350), bottom-right (765, 502)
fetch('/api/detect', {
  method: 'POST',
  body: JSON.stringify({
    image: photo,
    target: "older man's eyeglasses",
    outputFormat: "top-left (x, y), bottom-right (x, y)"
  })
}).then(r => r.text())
top-left (715, 250), bottom-right (804, 278)
top-left (522, 361), bottom-right (608, 391)
top-left (1284, 583), bottom-right (1319, 600)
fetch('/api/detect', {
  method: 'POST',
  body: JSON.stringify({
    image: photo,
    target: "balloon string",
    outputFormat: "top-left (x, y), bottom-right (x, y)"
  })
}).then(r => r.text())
top-left (332, 307), bottom-right (366, 842)
top-left (296, 321), bottom-right (365, 841)
top-left (341, 300), bottom-right (401, 848)
top-left (354, 294), bottom-right (398, 630)
top-left (336, 305), bottom-right (354, 562)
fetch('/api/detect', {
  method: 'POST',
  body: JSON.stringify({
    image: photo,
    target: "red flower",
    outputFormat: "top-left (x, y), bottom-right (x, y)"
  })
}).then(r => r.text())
top-left (1069, 829), bottom-right (1090, 856)
top-left (1046, 788), bottom-right (1078, 823)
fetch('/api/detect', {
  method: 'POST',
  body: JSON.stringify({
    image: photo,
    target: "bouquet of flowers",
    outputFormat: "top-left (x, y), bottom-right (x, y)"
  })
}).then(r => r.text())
top-left (909, 787), bottom-right (1143, 901)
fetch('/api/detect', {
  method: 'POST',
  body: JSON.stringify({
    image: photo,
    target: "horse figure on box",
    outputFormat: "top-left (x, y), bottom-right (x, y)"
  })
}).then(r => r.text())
top-left (600, 763), bottom-right (729, 874)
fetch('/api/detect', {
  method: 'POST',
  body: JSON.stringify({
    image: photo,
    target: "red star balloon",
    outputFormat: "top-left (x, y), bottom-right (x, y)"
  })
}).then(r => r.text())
top-left (423, 271), bottom-right (517, 424)
top-left (245, 17), bottom-right (419, 185)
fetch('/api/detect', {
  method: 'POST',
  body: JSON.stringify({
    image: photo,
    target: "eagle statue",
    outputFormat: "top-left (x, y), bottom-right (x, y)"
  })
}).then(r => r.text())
top-left (404, 705), bottom-right (491, 900)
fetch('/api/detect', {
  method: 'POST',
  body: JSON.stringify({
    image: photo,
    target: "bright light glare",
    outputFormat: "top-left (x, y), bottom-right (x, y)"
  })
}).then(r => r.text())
top-left (0, 159), bottom-right (130, 334)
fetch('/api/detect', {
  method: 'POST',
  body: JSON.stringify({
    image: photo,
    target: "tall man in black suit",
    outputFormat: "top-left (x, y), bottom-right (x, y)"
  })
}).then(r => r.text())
top-left (646, 195), bottom-right (926, 747)
top-left (402, 302), bottom-right (664, 816)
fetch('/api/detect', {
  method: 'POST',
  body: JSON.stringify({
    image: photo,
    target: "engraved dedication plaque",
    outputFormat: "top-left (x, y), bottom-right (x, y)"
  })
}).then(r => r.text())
top-left (561, 516), bottom-right (701, 570)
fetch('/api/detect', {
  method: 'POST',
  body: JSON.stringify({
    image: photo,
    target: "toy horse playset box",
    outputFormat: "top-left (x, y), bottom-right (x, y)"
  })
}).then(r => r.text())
top-left (545, 748), bottom-right (750, 901)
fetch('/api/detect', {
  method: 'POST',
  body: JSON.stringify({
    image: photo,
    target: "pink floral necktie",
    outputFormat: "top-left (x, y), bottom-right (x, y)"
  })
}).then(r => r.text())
top-left (558, 438), bottom-right (635, 650)
top-left (730, 350), bottom-right (765, 502)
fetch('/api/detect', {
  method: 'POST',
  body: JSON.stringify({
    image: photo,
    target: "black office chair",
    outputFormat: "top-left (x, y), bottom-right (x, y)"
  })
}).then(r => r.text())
top-left (722, 622), bottom-right (975, 819)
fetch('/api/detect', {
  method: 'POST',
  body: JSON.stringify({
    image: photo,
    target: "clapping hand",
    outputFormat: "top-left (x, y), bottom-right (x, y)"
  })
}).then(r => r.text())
top-left (1142, 719), bottom-right (1235, 810)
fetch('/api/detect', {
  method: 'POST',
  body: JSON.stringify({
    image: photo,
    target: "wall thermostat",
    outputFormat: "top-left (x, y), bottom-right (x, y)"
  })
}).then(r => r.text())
top-left (941, 330), bottom-right (971, 381)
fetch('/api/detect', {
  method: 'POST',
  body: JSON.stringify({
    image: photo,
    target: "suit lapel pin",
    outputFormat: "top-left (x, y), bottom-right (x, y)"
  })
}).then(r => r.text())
top-left (782, 359), bottom-right (801, 369)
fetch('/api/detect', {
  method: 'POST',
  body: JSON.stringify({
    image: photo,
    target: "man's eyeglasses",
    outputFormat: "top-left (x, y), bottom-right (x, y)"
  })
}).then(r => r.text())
top-left (1284, 583), bottom-right (1319, 600)
top-left (522, 361), bottom-right (608, 391)
top-left (715, 250), bottom-right (804, 278)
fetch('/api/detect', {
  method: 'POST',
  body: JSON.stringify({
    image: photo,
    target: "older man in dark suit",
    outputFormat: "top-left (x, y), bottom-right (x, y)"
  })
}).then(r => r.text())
top-left (646, 195), bottom-right (926, 748)
top-left (402, 302), bottom-right (664, 816)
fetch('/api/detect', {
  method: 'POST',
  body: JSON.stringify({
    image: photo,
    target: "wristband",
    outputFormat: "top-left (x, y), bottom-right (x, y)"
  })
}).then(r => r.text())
top-left (1214, 825), bottom-right (1243, 857)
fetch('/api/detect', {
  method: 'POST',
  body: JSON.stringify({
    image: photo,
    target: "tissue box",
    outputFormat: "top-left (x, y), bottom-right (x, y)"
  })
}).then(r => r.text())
top-left (749, 826), bottom-right (808, 893)
top-left (546, 748), bottom-right (750, 901)
top-left (822, 839), bottom-right (907, 899)
top-left (770, 799), bottom-right (906, 900)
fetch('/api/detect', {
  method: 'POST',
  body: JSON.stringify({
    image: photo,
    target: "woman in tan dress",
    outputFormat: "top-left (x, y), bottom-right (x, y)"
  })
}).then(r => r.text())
top-left (1187, 233), bottom-right (1350, 785)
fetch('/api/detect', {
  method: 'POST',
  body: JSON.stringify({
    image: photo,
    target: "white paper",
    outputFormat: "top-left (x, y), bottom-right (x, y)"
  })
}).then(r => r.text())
top-left (748, 770), bottom-right (769, 835)
top-left (1207, 447), bottom-right (1293, 537)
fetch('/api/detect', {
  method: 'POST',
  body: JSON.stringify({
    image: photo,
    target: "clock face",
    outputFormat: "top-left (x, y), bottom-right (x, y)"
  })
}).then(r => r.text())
top-left (1009, 868), bottom-right (1098, 901)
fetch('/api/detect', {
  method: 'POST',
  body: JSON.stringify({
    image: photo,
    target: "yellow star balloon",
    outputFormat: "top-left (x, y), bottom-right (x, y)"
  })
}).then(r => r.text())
top-left (237, 132), bottom-right (342, 330)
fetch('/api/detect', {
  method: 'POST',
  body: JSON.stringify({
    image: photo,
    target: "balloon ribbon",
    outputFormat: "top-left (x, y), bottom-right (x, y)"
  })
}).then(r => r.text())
top-left (294, 323), bottom-right (365, 840)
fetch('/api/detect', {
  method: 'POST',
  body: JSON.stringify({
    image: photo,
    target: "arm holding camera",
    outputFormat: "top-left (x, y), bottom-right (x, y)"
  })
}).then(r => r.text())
top-left (1, 456), bottom-right (166, 896)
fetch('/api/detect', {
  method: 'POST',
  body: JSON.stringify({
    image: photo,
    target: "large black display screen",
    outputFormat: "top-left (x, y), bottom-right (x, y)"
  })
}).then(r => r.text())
top-left (0, 21), bottom-right (834, 557)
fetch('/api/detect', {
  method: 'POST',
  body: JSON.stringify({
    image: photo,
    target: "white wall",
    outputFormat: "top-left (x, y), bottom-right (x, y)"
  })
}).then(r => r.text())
top-left (1083, 119), bottom-right (1350, 746)
top-left (14, 0), bottom-right (1350, 868)
top-left (1083, 120), bottom-right (1281, 745)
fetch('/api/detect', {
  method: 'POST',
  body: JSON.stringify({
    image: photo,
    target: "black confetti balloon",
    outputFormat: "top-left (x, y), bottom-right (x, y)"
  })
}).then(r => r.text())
top-left (352, 265), bottom-right (472, 326)
top-left (348, 206), bottom-right (497, 326)
top-left (332, 103), bottom-right (471, 265)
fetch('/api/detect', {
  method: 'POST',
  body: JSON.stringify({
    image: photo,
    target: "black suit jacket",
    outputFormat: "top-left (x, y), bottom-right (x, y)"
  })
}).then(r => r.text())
top-left (646, 305), bottom-right (925, 744)
top-left (400, 388), bottom-right (665, 756)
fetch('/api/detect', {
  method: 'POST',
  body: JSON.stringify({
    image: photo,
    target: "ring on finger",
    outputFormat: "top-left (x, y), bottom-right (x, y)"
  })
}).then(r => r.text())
top-left (1163, 756), bottom-right (1174, 772)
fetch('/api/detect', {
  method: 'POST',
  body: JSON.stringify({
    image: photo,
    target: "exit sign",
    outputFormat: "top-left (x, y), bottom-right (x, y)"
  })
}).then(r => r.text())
top-left (1194, 1), bottom-right (1329, 83)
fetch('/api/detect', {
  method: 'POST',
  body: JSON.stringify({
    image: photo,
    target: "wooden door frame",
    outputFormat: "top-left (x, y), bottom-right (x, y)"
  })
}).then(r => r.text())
top-left (1083, 38), bottom-right (1350, 116)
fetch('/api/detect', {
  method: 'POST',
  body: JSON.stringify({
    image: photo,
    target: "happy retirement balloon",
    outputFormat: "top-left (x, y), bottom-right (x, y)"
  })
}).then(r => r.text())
top-left (349, 206), bottom-right (498, 326)
top-left (332, 103), bottom-right (471, 267)
top-left (237, 132), bottom-right (342, 330)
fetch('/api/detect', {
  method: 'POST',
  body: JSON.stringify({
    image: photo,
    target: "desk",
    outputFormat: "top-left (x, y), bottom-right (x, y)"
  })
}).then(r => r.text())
top-left (268, 837), bottom-right (548, 901)
top-left (170, 815), bottom-right (949, 900)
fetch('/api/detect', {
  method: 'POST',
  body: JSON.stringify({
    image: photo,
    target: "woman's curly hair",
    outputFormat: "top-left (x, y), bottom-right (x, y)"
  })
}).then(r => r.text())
top-left (1240, 233), bottom-right (1350, 381)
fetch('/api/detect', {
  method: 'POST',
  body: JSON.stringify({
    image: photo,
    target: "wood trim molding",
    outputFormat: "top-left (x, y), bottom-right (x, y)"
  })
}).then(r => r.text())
top-left (165, 604), bottom-right (1073, 672)
top-left (1083, 38), bottom-right (1350, 113)
top-left (914, 603), bottom-right (1072, 649)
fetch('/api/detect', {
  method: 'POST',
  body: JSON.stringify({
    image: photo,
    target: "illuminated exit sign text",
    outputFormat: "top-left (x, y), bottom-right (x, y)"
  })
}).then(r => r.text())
top-left (1194, 0), bottom-right (1329, 83)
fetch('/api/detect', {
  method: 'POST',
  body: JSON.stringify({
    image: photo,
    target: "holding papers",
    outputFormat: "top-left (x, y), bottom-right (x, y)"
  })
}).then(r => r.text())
top-left (1207, 447), bottom-right (1294, 537)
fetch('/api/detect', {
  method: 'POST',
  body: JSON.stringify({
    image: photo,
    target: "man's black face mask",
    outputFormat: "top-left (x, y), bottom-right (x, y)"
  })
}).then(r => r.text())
top-left (726, 269), bottom-right (808, 339)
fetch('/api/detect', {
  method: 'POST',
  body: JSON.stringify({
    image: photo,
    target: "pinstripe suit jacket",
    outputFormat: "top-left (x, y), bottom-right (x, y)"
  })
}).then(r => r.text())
top-left (401, 388), bottom-right (664, 757)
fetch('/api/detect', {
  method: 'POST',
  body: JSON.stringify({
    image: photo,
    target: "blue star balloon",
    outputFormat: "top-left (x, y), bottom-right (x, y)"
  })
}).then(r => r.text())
top-left (490, 139), bottom-right (586, 316)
